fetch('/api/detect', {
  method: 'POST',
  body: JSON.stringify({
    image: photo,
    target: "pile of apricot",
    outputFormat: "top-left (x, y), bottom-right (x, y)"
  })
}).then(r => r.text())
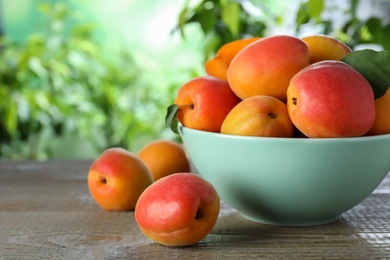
top-left (172, 34), bottom-right (390, 138)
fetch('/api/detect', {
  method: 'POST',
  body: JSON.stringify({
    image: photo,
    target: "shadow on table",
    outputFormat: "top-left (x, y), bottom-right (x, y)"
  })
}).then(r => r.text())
top-left (200, 209), bottom-right (366, 248)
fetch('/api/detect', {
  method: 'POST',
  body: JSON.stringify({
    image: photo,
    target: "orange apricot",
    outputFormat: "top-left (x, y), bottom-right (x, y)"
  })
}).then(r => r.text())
top-left (205, 37), bottom-right (261, 81)
top-left (88, 148), bottom-right (153, 211)
top-left (138, 139), bottom-right (191, 181)
top-left (366, 87), bottom-right (390, 136)
top-left (227, 35), bottom-right (310, 102)
top-left (302, 34), bottom-right (352, 64)
top-left (221, 95), bottom-right (294, 137)
top-left (287, 61), bottom-right (375, 138)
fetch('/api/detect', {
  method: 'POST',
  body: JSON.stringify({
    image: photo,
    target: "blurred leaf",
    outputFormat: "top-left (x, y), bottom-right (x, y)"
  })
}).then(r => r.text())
top-left (221, 2), bottom-right (240, 37)
top-left (4, 99), bottom-right (18, 135)
top-left (0, 0), bottom-right (173, 159)
top-left (189, 8), bottom-right (218, 34)
top-left (295, 0), bottom-right (325, 31)
top-left (28, 57), bottom-right (47, 77)
top-left (365, 18), bottom-right (390, 50)
top-left (295, 2), bottom-right (311, 30)
top-left (203, 33), bottom-right (221, 60)
top-left (342, 49), bottom-right (390, 99)
top-left (177, 5), bottom-right (189, 38)
top-left (38, 3), bottom-right (52, 15)
top-left (175, 0), bottom-right (273, 54)
top-left (307, 0), bottom-right (324, 22)
top-left (350, 0), bottom-right (360, 19)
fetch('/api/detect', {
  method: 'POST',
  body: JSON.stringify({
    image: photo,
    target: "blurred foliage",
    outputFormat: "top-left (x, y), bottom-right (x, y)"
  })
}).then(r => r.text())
top-left (0, 2), bottom-right (172, 160)
top-left (295, 0), bottom-right (390, 50)
top-left (2, 0), bottom-right (390, 160)
top-left (177, 0), bottom-right (279, 60)
top-left (177, 0), bottom-right (390, 58)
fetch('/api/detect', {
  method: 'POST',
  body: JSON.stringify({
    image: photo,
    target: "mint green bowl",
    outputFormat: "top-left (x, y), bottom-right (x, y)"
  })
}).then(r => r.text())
top-left (178, 125), bottom-right (390, 226)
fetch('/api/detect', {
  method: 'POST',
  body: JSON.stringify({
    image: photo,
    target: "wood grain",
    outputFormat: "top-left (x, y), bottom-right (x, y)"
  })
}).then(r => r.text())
top-left (0, 160), bottom-right (389, 259)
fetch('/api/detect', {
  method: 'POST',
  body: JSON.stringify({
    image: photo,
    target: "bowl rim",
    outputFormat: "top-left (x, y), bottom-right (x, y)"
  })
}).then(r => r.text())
top-left (178, 124), bottom-right (390, 143)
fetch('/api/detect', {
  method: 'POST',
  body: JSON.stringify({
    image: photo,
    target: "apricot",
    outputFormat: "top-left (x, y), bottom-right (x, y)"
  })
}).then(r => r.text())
top-left (287, 61), bottom-right (376, 138)
top-left (138, 139), bottom-right (191, 181)
top-left (88, 148), bottom-right (153, 211)
top-left (221, 95), bottom-right (294, 137)
top-left (302, 34), bottom-right (352, 64)
top-left (205, 37), bottom-right (261, 81)
top-left (135, 173), bottom-right (220, 246)
top-left (227, 35), bottom-right (310, 102)
top-left (366, 87), bottom-right (390, 136)
top-left (174, 75), bottom-right (241, 132)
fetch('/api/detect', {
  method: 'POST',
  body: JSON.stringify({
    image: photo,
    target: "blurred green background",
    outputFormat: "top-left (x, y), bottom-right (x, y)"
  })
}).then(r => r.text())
top-left (0, 0), bottom-right (389, 160)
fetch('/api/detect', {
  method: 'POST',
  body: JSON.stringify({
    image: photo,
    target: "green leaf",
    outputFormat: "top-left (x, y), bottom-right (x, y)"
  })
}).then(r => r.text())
top-left (342, 49), bottom-right (390, 99)
top-left (203, 33), bottom-right (221, 60)
top-left (295, 3), bottom-right (310, 30)
top-left (221, 2), bottom-right (240, 37)
top-left (350, 0), bottom-right (359, 19)
top-left (177, 6), bottom-right (189, 38)
top-left (307, 0), bottom-right (324, 22)
top-left (28, 57), bottom-right (47, 77)
top-left (189, 8), bottom-right (217, 34)
top-left (165, 104), bottom-right (180, 134)
top-left (365, 18), bottom-right (390, 50)
top-left (5, 99), bottom-right (18, 135)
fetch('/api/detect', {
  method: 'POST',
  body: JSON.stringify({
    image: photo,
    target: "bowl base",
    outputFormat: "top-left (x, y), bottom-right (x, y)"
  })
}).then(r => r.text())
top-left (239, 213), bottom-right (340, 227)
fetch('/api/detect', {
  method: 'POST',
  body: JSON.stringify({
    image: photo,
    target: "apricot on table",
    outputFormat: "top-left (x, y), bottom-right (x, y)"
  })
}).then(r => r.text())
top-left (135, 173), bottom-right (220, 246)
top-left (138, 139), bottom-right (190, 181)
top-left (88, 148), bottom-right (153, 211)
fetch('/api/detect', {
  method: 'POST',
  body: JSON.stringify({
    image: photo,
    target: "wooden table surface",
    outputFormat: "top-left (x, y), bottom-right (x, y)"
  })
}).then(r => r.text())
top-left (1, 160), bottom-right (389, 259)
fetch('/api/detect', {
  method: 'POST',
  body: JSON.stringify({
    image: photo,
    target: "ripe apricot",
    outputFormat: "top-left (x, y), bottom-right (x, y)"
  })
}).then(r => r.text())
top-left (302, 34), bottom-right (352, 64)
top-left (174, 76), bottom-right (241, 133)
top-left (205, 37), bottom-right (261, 81)
top-left (138, 139), bottom-right (191, 181)
top-left (135, 173), bottom-right (220, 246)
top-left (287, 61), bottom-right (375, 138)
top-left (366, 87), bottom-right (390, 136)
top-left (227, 35), bottom-right (310, 102)
top-left (221, 95), bottom-right (294, 137)
top-left (88, 148), bottom-right (153, 211)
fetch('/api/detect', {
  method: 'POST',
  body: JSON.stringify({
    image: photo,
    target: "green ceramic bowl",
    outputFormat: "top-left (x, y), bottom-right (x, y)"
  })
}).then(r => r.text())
top-left (178, 125), bottom-right (390, 226)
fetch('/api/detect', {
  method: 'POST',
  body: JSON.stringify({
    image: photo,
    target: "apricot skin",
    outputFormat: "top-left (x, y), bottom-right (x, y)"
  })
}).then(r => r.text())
top-left (227, 35), bottom-right (310, 102)
top-left (174, 76), bottom-right (241, 133)
top-left (205, 37), bottom-right (261, 81)
top-left (138, 139), bottom-right (190, 181)
top-left (366, 87), bottom-right (390, 136)
top-left (135, 173), bottom-right (220, 246)
top-left (287, 61), bottom-right (376, 138)
top-left (302, 34), bottom-right (352, 64)
top-left (221, 95), bottom-right (294, 137)
top-left (88, 148), bottom-right (153, 211)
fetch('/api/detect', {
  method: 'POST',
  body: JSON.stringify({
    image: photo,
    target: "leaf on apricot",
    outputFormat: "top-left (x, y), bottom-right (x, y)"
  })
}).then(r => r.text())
top-left (342, 49), bottom-right (390, 99)
top-left (165, 104), bottom-right (180, 134)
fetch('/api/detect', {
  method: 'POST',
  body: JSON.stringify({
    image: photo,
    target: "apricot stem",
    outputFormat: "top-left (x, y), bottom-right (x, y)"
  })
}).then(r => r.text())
top-left (268, 113), bottom-right (276, 119)
top-left (100, 175), bottom-right (107, 184)
top-left (178, 104), bottom-right (194, 110)
top-left (292, 97), bottom-right (298, 105)
top-left (195, 209), bottom-right (204, 220)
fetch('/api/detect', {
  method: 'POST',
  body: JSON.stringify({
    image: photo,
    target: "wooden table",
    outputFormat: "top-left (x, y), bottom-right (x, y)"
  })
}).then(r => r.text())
top-left (1, 160), bottom-right (389, 259)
